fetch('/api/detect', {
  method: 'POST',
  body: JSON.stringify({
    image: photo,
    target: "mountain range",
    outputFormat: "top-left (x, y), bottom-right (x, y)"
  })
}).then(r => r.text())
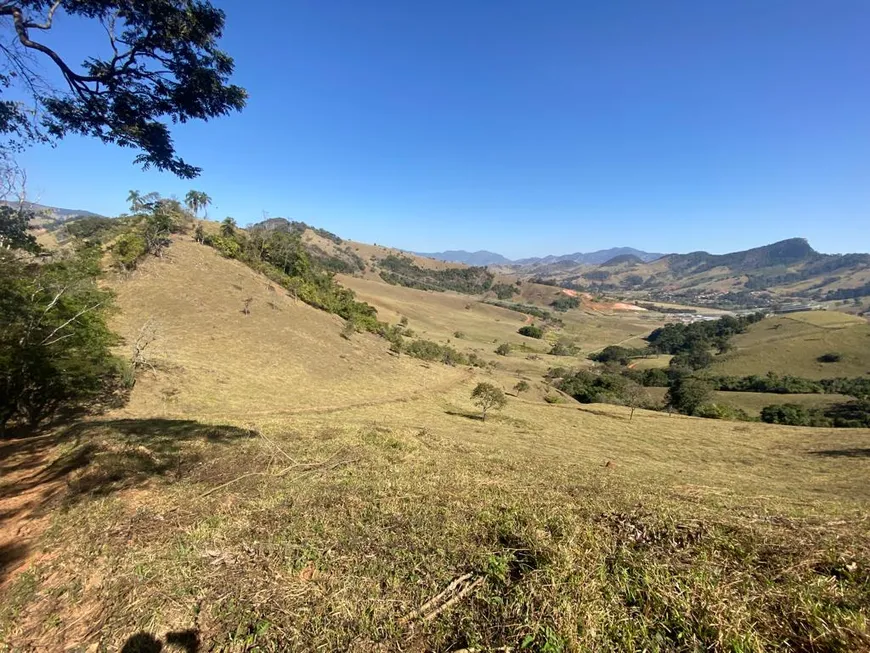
top-left (3, 200), bottom-right (106, 222)
top-left (415, 247), bottom-right (664, 267)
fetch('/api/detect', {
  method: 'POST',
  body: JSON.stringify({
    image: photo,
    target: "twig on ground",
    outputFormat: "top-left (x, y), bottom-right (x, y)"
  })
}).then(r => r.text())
top-left (400, 573), bottom-right (484, 628)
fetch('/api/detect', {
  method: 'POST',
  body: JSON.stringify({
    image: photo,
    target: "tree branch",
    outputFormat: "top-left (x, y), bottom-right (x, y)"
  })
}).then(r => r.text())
top-left (40, 301), bottom-right (104, 346)
top-left (23, 0), bottom-right (61, 30)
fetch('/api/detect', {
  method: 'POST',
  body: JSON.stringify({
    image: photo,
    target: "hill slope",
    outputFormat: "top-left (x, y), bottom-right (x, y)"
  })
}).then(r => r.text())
top-left (530, 238), bottom-right (870, 305)
top-left (710, 310), bottom-right (870, 379)
top-left (109, 237), bottom-right (465, 417)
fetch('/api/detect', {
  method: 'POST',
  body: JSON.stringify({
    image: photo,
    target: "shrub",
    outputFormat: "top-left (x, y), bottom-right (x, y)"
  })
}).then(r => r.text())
top-left (761, 404), bottom-right (815, 426)
top-left (205, 233), bottom-right (242, 259)
top-left (399, 316), bottom-right (409, 327)
top-left (471, 382), bottom-right (507, 420)
top-left (549, 339), bottom-right (578, 356)
top-left (405, 339), bottom-right (466, 366)
top-left (112, 233), bottom-right (148, 270)
top-left (495, 343), bottom-right (512, 356)
top-left (518, 325), bottom-right (543, 339)
top-left (492, 283), bottom-right (520, 300)
top-left (513, 380), bottom-right (530, 395)
top-left (589, 345), bottom-right (646, 365)
top-left (543, 394), bottom-right (560, 404)
top-left (818, 352), bottom-right (842, 363)
top-left (453, 331), bottom-right (465, 339)
top-left (550, 296), bottom-right (580, 312)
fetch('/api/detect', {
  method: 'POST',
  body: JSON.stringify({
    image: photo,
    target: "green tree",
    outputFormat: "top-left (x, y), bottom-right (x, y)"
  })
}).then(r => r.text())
top-left (495, 343), bottom-right (512, 356)
top-left (0, 0), bottom-right (246, 177)
top-left (513, 380), bottom-right (530, 396)
top-left (471, 382), bottom-right (507, 421)
top-left (518, 325), bottom-right (543, 339)
top-left (185, 191), bottom-right (212, 218)
top-left (220, 217), bottom-right (237, 238)
top-left (761, 404), bottom-right (813, 426)
top-left (0, 247), bottom-right (126, 431)
top-left (0, 204), bottom-right (39, 253)
top-left (665, 376), bottom-right (713, 416)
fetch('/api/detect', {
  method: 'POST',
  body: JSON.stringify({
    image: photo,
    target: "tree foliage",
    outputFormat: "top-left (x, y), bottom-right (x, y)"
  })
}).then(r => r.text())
top-left (0, 204), bottom-right (39, 252)
top-left (665, 376), bottom-right (714, 416)
top-left (379, 254), bottom-right (494, 294)
top-left (518, 325), bottom-right (543, 339)
top-left (0, 0), bottom-right (246, 177)
top-left (185, 190), bottom-right (211, 218)
top-left (471, 382), bottom-right (507, 420)
top-left (0, 246), bottom-right (127, 431)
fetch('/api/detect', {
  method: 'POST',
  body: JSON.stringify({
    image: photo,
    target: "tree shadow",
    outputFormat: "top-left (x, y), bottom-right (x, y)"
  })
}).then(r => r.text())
top-left (0, 419), bottom-right (256, 586)
top-left (445, 410), bottom-right (484, 421)
top-left (809, 448), bottom-right (870, 458)
top-left (120, 629), bottom-right (200, 652)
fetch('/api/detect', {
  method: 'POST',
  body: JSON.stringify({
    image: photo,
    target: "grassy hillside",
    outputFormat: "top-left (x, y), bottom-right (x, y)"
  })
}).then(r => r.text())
top-left (110, 237), bottom-right (465, 418)
top-left (711, 311), bottom-right (870, 379)
top-left (1, 235), bottom-right (868, 651)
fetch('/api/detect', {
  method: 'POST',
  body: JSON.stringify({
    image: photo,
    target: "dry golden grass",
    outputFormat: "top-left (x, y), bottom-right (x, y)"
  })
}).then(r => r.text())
top-left (2, 240), bottom-right (869, 652)
top-left (109, 238), bottom-right (466, 418)
top-left (711, 312), bottom-right (870, 379)
top-left (2, 379), bottom-right (868, 651)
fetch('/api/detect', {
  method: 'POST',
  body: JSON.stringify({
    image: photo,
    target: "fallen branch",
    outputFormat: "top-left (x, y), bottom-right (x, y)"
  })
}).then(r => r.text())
top-left (401, 573), bottom-right (484, 627)
top-left (198, 449), bottom-right (359, 498)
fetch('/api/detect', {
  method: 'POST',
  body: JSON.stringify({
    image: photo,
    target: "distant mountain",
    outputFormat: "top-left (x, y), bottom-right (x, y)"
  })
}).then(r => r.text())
top-left (414, 250), bottom-right (513, 266)
top-left (5, 201), bottom-right (106, 222)
top-left (601, 254), bottom-right (644, 267)
top-left (531, 238), bottom-right (870, 304)
top-left (417, 247), bottom-right (663, 267)
top-left (515, 247), bottom-right (664, 266)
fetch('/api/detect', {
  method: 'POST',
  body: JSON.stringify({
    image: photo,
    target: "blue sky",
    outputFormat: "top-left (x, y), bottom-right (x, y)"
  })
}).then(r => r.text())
top-left (17, 1), bottom-right (870, 258)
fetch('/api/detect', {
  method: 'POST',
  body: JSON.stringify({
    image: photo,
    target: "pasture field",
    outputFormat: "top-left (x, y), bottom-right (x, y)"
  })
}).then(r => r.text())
top-left (1, 238), bottom-right (868, 652)
top-left (644, 387), bottom-right (852, 418)
top-left (711, 312), bottom-right (870, 379)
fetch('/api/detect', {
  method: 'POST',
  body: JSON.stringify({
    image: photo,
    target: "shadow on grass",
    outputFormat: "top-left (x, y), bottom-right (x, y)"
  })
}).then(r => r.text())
top-left (445, 410), bottom-right (484, 421)
top-left (809, 448), bottom-right (870, 458)
top-left (120, 630), bottom-right (200, 652)
top-left (0, 419), bottom-right (255, 586)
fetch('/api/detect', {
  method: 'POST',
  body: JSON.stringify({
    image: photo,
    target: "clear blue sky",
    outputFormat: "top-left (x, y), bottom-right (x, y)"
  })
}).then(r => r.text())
top-left (18, 1), bottom-right (870, 258)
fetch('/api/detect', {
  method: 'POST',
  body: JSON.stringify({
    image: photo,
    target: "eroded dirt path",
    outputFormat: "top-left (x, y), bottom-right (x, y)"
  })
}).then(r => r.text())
top-left (0, 434), bottom-right (67, 591)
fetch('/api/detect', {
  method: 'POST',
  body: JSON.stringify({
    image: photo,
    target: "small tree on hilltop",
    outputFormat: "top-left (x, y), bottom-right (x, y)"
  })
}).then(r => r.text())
top-left (471, 382), bottom-right (507, 421)
top-left (496, 343), bottom-right (512, 356)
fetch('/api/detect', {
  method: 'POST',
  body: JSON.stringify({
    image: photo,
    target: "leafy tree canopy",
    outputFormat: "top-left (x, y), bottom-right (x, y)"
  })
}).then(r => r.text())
top-left (0, 0), bottom-right (246, 177)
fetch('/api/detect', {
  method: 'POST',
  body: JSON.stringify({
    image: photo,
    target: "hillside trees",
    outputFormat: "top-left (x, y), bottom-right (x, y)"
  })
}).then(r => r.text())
top-left (0, 0), bottom-right (246, 177)
top-left (201, 219), bottom-right (381, 330)
top-left (665, 376), bottom-right (713, 416)
top-left (0, 245), bottom-right (126, 432)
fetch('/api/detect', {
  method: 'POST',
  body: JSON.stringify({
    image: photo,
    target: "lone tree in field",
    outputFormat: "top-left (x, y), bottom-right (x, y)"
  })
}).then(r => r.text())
top-left (513, 380), bottom-right (530, 396)
top-left (471, 382), bottom-right (507, 421)
top-left (623, 380), bottom-right (646, 422)
top-left (495, 343), bottom-right (511, 356)
top-left (0, 0), bottom-right (246, 177)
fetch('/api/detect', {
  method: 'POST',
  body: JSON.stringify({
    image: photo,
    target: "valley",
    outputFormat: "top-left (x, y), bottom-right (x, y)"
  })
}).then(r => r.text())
top-left (1, 209), bottom-right (869, 651)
